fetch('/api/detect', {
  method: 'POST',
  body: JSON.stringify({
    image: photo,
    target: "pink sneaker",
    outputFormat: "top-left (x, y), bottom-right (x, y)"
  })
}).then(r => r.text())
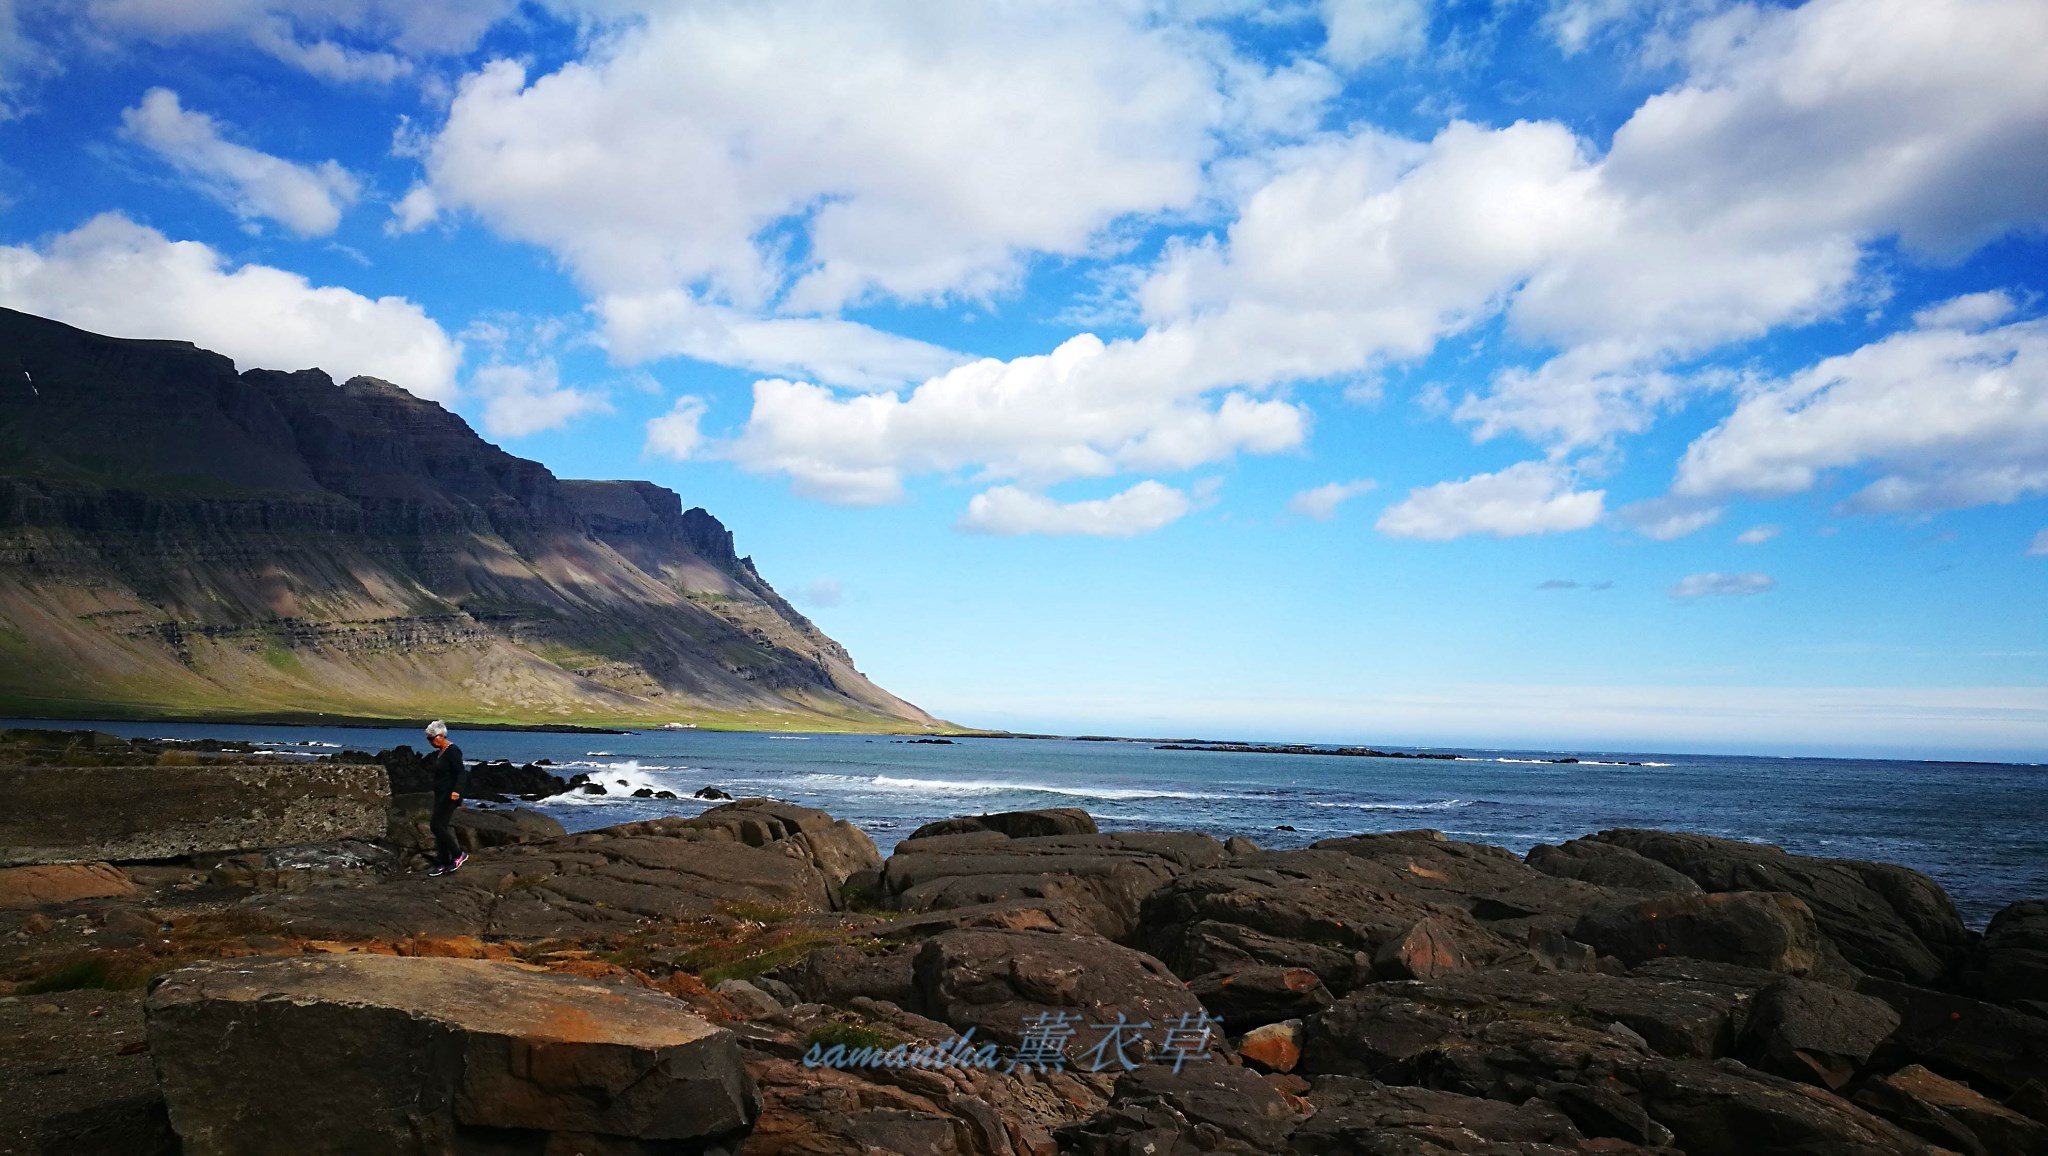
top-left (450, 851), bottom-right (469, 873)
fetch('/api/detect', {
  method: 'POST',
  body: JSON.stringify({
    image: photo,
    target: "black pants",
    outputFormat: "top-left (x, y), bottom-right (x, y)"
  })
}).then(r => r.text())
top-left (430, 795), bottom-right (461, 865)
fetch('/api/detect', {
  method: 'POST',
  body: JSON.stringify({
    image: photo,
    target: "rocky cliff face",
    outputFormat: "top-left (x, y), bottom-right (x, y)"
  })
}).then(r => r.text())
top-left (0, 307), bottom-right (937, 728)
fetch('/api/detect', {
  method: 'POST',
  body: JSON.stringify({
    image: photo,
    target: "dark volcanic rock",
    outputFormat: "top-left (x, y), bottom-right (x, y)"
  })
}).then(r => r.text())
top-left (1627, 1061), bottom-right (1935, 1156)
top-left (1311, 830), bottom-right (1622, 939)
top-left (1857, 977), bottom-right (2048, 1096)
top-left (1977, 900), bottom-right (2048, 1009)
top-left (909, 928), bottom-right (1219, 1062)
top-left (1187, 966), bottom-right (1335, 1033)
top-left (146, 955), bottom-right (756, 1154)
top-left (880, 830), bottom-right (1227, 940)
top-left (906, 807), bottom-right (1100, 840)
top-left (1853, 1064), bottom-right (2048, 1156)
top-left (1528, 837), bottom-right (1706, 897)
top-left (1135, 850), bottom-right (1525, 993)
top-left (0, 761), bottom-right (388, 866)
top-left (1735, 976), bottom-right (1900, 1090)
top-left (1055, 1063), bottom-right (1300, 1155)
top-left (245, 809), bottom-right (845, 939)
top-left (1289, 1076), bottom-right (1600, 1154)
top-left (1590, 829), bottom-right (1970, 985)
top-left (1572, 891), bottom-right (1842, 979)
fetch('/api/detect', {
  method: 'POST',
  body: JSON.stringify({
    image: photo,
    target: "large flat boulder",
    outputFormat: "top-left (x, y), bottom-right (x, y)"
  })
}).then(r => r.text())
top-left (1590, 829), bottom-right (1970, 985)
top-left (1135, 850), bottom-right (1526, 994)
top-left (907, 807), bottom-right (1099, 840)
top-left (1571, 891), bottom-right (1843, 978)
top-left (244, 818), bottom-right (839, 940)
top-left (0, 762), bottom-right (387, 866)
top-left (880, 830), bottom-right (1229, 940)
top-left (146, 955), bottom-right (756, 1155)
top-left (0, 861), bottom-right (140, 907)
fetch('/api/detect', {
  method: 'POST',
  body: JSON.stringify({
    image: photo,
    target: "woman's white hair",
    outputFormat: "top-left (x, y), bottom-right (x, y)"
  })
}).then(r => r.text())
top-left (425, 720), bottom-right (448, 739)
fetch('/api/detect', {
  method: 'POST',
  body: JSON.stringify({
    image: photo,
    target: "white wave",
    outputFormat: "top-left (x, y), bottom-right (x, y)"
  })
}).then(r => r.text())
top-left (1308, 799), bottom-right (1474, 812)
top-left (767, 735), bottom-right (812, 740)
top-left (546, 760), bottom-right (700, 807)
top-left (585, 750), bottom-right (614, 756)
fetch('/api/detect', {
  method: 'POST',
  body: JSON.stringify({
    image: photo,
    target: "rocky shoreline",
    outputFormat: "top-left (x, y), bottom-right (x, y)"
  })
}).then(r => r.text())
top-left (2, 727), bottom-right (2044, 1155)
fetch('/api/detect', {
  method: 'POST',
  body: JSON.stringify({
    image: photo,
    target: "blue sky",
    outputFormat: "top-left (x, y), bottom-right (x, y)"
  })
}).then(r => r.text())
top-left (2, 0), bottom-right (2044, 758)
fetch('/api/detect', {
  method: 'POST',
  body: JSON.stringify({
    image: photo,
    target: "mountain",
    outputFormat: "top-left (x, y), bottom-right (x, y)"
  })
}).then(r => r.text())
top-left (0, 308), bottom-right (942, 730)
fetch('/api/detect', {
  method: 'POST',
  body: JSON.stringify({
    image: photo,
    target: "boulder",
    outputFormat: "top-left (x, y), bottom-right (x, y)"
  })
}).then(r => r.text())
top-left (1236, 1020), bottom-right (1301, 1073)
top-left (1978, 900), bottom-right (2048, 1009)
top-left (881, 831), bottom-right (1228, 940)
top-left (1135, 850), bottom-right (1523, 994)
top-left (1858, 977), bottom-right (2048, 1096)
top-left (1288, 1076), bottom-right (1597, 1154)
top-left (1186, 966), bottom-right (1333, 1033)
top-left (449, 806), bottom-right (567, 850)
top-left (1735, 976), bottom-right (1900, 1090)
top-left (1054, 1063), bottom-right (1299, 1155)
top-left (1311, 831), bottom-right (1623, 938)
top-left (1572, 891), bottom-right (1840, 978)
top-left (245, 817), bottom-right (839, 940)
top-left (909, 928), bottom-right (1219, 1065)
top-left (906, 807), bottom-right (1099, 840)
top-left (0, 762), bottom-right (387, 866)
top-left (693, 798), bottom-right (883, 897)
top-left (1528, 837), bottom-right (1705, 897)
top-left (1589, 829), bottom-right (1970, 985)
top-left (1854, 1064), bottom-right (2048, 1156)
top-left (1627, 1061), bottom-right (1937, 1156)
top-left (146, 955), bottom-right (756, 1154)
top-left (0, 861), bottom-right (140, 907)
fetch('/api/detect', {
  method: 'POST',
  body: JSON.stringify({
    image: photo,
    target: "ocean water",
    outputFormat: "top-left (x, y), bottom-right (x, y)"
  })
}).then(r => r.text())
top-left (11, 718), bottom-right (2043, 926)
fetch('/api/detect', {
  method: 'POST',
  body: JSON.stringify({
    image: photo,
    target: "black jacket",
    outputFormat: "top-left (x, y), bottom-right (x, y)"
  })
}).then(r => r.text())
top-left (424, 743), bottom-right (468, 796)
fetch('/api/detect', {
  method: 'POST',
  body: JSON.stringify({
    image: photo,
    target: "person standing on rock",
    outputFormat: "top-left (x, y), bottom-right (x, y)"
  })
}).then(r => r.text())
top-left (423, 720), bottom-right (469, 877)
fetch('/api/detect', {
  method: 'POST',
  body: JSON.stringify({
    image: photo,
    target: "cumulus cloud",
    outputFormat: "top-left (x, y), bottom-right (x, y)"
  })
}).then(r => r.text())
top-left (1912, 290), bottom-right (2018, 331)
top-left (1289, 478), bottom-right (1377, 520)
top-left (1616, 496), bottom-right (1723, 541)
top-left (1736, 524), bottom-right (1781, 545)
top-left (957, 480), bottom-right (1194, 538)
top-left (730, 334), bottom-right (1308, 505)
top-left (1675, 312), bottom-right (2048, 512)
top-left (413, 4), bottom-right (1313, 310)
top-left (644, 395), bottom-right (709, 461)
top-left (468, 360), bottom-right (607, 438)
top-left (1375, 461), bottom-right (1605, 541)
top-left (1669, 571), bottom-right (1775, 599)
top-left (80, 0), bottom-right (513, 82)
top-left (596, 290), bottom-right (968, 389)
top-left (120, 88), bottom-right (359, 236)
top-left (1320, 0), bottom-right (1430, 69)
top-left (0, 213), bottom-right (461, 396)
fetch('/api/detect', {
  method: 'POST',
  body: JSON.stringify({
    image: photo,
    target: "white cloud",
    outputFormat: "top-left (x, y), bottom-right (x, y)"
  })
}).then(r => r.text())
top-left (1542, 0), bottom-right (1648, 54)
top-left (416, 4), bottom-right (1311, 310)
top-left (0, 213), bottom-right (461, 396)
top-left (1675, 315), bottom-right (2048, 512)
top-left (731, 334), bottom-right (1308, 505)
top-left (1288, 478), bottom-right (1376, 520)
top-left (644, 395), bottom-right (708, 461)
top-left (81, 0), bottom-right (513, 81)
top-left (957, 480), bottom-right (1194, 538)
top-left (1913, 290), bottom-right (2018, 331)
top-left (1320, 0), bottom-right (1429, 69)
top-left (2030, 528), bottom-right (2048, 556)
top-left (1375, 461), bottom-right (1605, 541)
top-left (596, 290), bottom-right (969, 388)
top-left (1669, 571), bottom-right (1775, 599)
top-left (120, 88), bottom-right (359, 236)
top-left (469, 360), bottom-right (606, 438)
top-left (1616, 495), bottom-right (1723, 540)
top-left (1736, 524), bottom-right (1781, 545)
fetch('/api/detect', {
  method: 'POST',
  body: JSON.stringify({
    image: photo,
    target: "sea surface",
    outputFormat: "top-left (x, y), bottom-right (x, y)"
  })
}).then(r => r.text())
top-left (11, 719), bottom-right (2044, 926)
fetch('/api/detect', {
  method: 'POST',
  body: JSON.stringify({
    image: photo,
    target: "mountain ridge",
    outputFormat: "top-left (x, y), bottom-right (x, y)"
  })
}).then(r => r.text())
top-left (0, 307), bottom-right (943, 731)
